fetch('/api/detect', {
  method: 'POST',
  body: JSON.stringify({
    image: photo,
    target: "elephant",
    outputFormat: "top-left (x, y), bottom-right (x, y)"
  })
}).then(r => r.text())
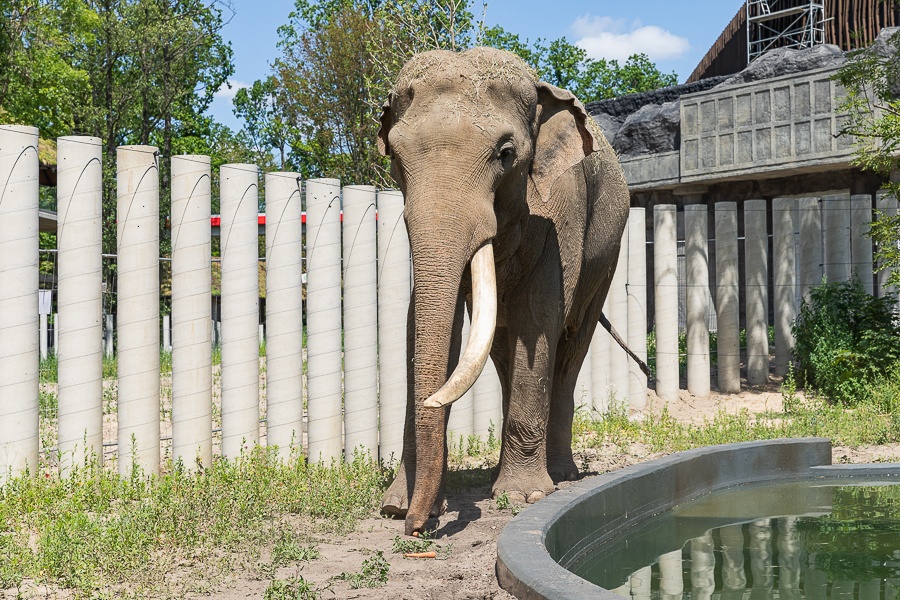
top-left (377, 46), bottom-right (630, 536)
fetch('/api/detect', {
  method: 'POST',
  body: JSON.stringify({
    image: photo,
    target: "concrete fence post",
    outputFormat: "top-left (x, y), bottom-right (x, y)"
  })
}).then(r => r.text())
top-left (448, 312), bottom-right (474, 448)
top-left (773, 197), bottom-right (796, 377)
top-left (116, 145), bottom-right (160, 476)
top-left (798, 197), bottom-right (823, 301)
top-left (171, 155), bottom-right (212, 470)
top-left (264, 172), bottom-right (303, 461)
top-left (850, 194), bottom-right (874, 294)
top-left (744, 199), bottom-right (769, 386)
top-left (305, 178), bottom-right (343, 463)
top-left (684, 205), bottom-right (710, 397)
top-left (376, 189), bottom-right (410, 464)
top-left (823, 193), bottom-right (851, 284)
top-left (473, 357), bottom-right (502, 441)
top-left (715, 202), bottom-right (740, 393)
top-left (0, 125), bottom-right (40, 482)
top-left (105, 314), bottom-right (114, 358)
top-left (57, 136), bottom-right (104, 475)
top-left (590, 326), bottom-right (611, 417)
top-left (608, 226), bottom-right (630, 406)
top-left (342, 185), bottom-right (379, 460)
top-left (876, 190), bottom-right (899, 299)
top-left (626, 208), bottom-right (648, 411)
top-left (220, 163), bottom-right (260, 459)
top-left (653, 204), bottom-right (679, 401)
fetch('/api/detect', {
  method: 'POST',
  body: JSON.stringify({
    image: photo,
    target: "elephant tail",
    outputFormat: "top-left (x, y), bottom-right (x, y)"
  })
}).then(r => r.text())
top-left (598, 312), bottom-right (654, 382)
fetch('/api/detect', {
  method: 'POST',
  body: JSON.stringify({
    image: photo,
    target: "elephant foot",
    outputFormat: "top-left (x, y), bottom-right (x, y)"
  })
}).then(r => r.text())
top-left (492, 468), bottom-right (556, 505)
top-left (547, 454), bottom-right (580, 483)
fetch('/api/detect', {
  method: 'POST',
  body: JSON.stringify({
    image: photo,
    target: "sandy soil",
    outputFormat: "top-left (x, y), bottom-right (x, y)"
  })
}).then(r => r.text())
top-left (200, 382), bottom-right (900, 600)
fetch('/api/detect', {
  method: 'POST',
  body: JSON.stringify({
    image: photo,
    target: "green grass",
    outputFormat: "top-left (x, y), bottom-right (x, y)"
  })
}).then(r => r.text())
top-left (0, 449), bottom-right (391, 597)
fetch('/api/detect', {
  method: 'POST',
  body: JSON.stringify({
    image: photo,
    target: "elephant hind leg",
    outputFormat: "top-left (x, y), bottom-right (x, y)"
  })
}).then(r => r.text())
top-left (546, 297), bottom-right (605, 483)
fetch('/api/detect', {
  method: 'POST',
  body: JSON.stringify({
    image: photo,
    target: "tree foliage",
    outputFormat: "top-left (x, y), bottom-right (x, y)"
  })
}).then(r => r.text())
top-left (836, 31), bottom-right (900, 288)
top-left (481, 25), bottom-right (678, 101)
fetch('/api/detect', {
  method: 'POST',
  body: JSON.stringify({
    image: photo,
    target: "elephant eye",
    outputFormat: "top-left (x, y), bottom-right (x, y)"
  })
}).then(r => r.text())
top-left (497, 144), bottom-right (516, 166)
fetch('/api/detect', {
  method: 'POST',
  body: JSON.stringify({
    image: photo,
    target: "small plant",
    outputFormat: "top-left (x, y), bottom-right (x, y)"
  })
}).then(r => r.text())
top-left (264, 574), bottom-right (322, 600)
top-left (781, 362), bottom-right (800, 414)
top-left (271, 531), bottom-right (319, 567)
top-left (335, 550), bottom-right (389, 589)
top-left (391, 534), bottom-right (433, 554)
top-left (495, 492), bottom-right (510, 510)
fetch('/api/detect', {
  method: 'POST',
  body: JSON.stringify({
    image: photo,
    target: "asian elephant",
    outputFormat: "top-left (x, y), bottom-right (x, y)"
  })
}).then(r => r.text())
top-left (377, 47), bottom-right (630, 536)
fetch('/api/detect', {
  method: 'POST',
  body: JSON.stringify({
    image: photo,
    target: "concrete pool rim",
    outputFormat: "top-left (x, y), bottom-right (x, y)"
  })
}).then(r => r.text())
top-left (496, 438), bottom-right (900, 599)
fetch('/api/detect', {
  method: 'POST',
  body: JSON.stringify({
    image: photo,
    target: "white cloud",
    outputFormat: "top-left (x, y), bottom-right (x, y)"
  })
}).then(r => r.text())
top-left (571, 15), bottom-right (689, 63)
top-left (214, 79), bottom-right (250, 100)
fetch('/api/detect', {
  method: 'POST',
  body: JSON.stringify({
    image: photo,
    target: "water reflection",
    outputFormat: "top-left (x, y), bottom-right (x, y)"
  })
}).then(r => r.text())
top-left (613, 513), bottom-right (900, 600)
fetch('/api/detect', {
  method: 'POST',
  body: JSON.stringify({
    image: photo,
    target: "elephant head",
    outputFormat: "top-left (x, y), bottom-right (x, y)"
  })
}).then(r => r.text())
top-left (378, 47), bottom-right (601, 536)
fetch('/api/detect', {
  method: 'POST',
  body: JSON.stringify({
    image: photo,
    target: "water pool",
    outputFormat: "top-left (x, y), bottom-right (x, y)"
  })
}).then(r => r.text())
top-left (576, 479), bottom-right (900, 599)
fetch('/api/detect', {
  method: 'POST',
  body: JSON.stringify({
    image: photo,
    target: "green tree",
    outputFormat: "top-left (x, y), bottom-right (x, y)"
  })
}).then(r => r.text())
top-left (232, 76), bottom-right (293, 169)
top-left (0, 0), bottom-right (95, 137)
top-left (836, 30), bottom-right (900, 288)
top-left (481, 25), bottom-right (677, 101)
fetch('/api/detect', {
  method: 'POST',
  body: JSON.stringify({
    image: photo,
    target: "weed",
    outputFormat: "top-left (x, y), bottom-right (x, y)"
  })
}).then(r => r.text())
top-left (335, 550), bottom-right (389, 589)
top-left (38, 390), bottom-right (57, 420)
top-left (271, 531), bottom-right (319, 567)
top-left (781, 363), bottom-right (800, 414)
top-left (495, 492), bottom-right (510, 510)
top-left (391, 534), bottom-right (432, 554)
top-left (264, 574), bottom-right (323, 600)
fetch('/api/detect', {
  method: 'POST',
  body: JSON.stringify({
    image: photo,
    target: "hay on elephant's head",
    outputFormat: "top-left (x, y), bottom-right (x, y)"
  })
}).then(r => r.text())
top-left (393, 47), bottom-right (538, 99)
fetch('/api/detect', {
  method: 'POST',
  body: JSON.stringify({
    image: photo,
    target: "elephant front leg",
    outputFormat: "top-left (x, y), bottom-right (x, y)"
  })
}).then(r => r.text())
top-left (492, 330), bottom-right (556, 504)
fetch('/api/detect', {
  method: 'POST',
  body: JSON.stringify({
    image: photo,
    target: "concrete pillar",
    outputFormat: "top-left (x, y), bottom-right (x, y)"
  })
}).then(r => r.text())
top-left (720, 524), bottom-right (747, 594)
top-left (105, 314), bottom-right (114, 358)
top-left (777, 518), bottom-right (801, 600)
top-left (589, 327), bottom-right (610, 417)
top-left (171, 155), bottom-right (212, 470)
top-left (219, 163), bottom-right (260, 459)
top-left (608, 227), bottom-right (629, 407)
top-left (850, 194), bottom-right (874, 293)
top-left (117, 145), bottom-right (160, 476)
top-left (264, 172), bottom-right (303, 461)
top-left (162, 315), bottom-right (171, 352)
top-left (653, 204), bottom-right (679, 401)
top-left (342, 185), bottom-right (379, 459)
top-left (0, 125), bottom-right (40, 482)
top-left (745, 199), bottom-right (769, 386)
top-left (448, 313), bottom-right (474, 448)
top-left (57, 135), bottom-right (104, 474)
top-left (823, 193), bottom-right (851, 284)
top-left (876, 190), bottom-right (899, 299)
top-left (52, 313), bottom-right (58, 355)
top-left (305, 178), bottom-right (342, 462)
top-left (690, 533), bottom-right (716, 600)
top-left (749, 520), bottom-right (775, 594)
top-left (773, 198), bottom-right (796, 377)
top-left (798, 197), bottom-right (823, 301)
top-left (574, 343), bottom-right (592, 408)
top-left (376, 189), bottom-right (410, 463)
top-left (684, 205), bottom-right (710, 397)
top-left (473, 357), bottom-right (502, 441)
top-left (39, 314), bottom-right (48, 360)
top-left (715, 202), bottom-right (740, 393)
top-left (626, 208), bottom-right (647, 411)
top-left (658, 550), bottom-right (684, 600)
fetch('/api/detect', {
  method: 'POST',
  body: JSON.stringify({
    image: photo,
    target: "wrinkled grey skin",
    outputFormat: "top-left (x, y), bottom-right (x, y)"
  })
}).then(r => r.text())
top-left (377, 47), bottom-right (630, 536)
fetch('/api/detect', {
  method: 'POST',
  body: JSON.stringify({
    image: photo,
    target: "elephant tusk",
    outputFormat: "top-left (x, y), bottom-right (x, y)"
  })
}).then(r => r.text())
top-left (423, 243), bottom-right (497, 409)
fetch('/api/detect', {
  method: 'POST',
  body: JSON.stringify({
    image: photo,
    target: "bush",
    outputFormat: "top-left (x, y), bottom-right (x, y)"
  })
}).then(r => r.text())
top-left (792, 278), bottom-right (900, 405)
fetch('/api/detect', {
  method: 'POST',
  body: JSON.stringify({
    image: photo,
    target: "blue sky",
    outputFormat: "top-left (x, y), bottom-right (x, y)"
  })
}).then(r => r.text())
top-left (208, 0), bottom-right (744, 130)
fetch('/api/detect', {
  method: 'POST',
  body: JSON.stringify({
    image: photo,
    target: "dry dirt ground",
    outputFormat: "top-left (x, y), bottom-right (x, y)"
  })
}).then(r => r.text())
top-left (202, 383), bottom-right (900, 600)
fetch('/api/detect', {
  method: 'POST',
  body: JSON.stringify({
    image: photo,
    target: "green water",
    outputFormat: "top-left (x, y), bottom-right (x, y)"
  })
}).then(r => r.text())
top-left (572, 479), bottom-right (900, 599)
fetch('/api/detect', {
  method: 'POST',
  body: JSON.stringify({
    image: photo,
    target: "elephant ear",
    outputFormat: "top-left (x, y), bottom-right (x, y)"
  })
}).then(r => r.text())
top-left (377, 96), bottom-right (393, 156)
top-left (532, 82), bottom-right (600, 202)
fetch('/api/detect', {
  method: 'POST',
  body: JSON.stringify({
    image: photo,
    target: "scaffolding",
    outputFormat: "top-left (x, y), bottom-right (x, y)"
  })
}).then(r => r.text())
top-left (747, 0), bottom-right (826, 62)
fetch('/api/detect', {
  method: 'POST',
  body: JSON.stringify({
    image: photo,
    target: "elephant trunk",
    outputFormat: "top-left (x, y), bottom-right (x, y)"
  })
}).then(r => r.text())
top-left (403, 230), bottom-right (497, 536)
